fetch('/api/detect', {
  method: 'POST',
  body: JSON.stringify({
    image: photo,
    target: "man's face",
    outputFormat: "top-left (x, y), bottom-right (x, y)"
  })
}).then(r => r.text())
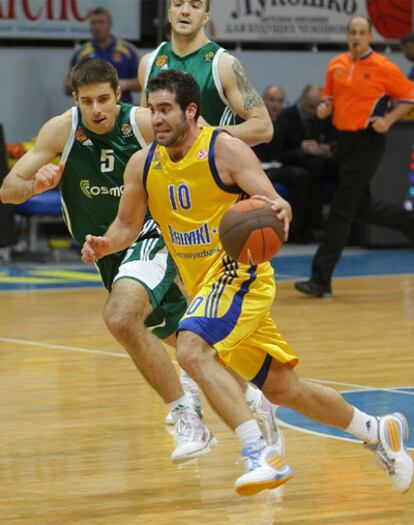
top-left (402, 41), bottom-right (414, 63)
top-left (300, 89), bottom-right (321, 119)
top-left (263, 87), bottom-right (285, 120)
top-left (75, 82), bottom-right (120, 135)
top-left (347, 17), bottom-right (373, 55)
top-left (168, 0), bottom-right (209, 37)
top-left (148, 89), bottom-right (193, 147)
top-left (89, 13), bottom-right (112, 41)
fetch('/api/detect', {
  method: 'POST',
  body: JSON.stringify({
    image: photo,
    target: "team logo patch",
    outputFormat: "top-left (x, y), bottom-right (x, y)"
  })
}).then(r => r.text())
top-left (112, 52), bottom-right (122, 62)
top-left (156, 55), bottom-right (168, 68)
top-left (121, 123), bottom-right (133, 137)
top-left (76, 127), bottom-right (88, 142)
top-left (197, 148), bottom-right (208, 160)
top-left (204, 51), bottom-right (215, 62)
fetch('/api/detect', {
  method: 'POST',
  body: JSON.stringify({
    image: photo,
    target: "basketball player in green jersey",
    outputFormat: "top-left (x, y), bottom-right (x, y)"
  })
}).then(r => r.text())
top-left (0, 58), bottom-right (216, 464)
top-left (138, 0), bottom-right (272, 147)
top-left (82, 69), bottom-right (413, 496)
top-left (139, 0), bottom-right (282, 445)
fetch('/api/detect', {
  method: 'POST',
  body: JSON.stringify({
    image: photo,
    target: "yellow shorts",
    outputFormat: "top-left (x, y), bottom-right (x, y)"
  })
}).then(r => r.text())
top-left (178, 260), bottom-right (298, 385)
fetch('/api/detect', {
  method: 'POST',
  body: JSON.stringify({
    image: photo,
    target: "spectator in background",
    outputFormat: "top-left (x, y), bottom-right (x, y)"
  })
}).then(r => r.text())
top-left (64, 7), bottom-right (140, 102)
top-left (275, 84), bottom-right (338, 235)
top-left (254, 84), bottom-right (319, 243)
top-left (401, 31), bottom-right (414, 80)
top-left (295, 16), bottom-right (414, 298)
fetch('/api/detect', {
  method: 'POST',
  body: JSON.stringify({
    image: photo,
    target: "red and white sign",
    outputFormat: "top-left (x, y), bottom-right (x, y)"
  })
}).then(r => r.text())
top-left (0, 0), bottom-right (141, 40)
top-left (209, 0), bottom-right (414, 43)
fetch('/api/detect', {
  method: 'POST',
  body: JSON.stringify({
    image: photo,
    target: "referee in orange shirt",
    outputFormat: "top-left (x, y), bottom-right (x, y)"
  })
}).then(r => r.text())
top-left (296, 16), bottom-right (414, 297)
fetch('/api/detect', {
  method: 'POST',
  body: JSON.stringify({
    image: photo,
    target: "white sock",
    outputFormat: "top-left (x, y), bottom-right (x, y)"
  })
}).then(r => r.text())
top-left (346, 407), bottom-right (379, 444)
top-left (244, 383), bottom-right (262, 406)
top-left (235, 419), bottom-right (265, 447)
top-left (168, 394), bottom-right (194, 423)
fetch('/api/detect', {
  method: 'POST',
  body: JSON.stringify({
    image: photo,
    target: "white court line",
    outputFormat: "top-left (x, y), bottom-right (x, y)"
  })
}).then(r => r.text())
top-left (0, 336), bottom-right (129, 359)
top-left (1, 336), bottom-right (413, 395)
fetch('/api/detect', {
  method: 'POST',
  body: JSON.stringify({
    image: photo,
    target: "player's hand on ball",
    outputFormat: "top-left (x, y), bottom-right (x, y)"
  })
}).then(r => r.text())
top-left (33, 163), bottom-right (64, 194)
top-left (251, 194), bottom-right (292, 240)
top-left (81, 234), bottom-right (110, 264)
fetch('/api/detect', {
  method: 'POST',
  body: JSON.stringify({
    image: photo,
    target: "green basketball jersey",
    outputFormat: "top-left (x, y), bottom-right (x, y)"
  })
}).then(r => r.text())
top-left (60, 103), bottom-right (154, 247)
top-left (144, 41), bottom-right (236, 126)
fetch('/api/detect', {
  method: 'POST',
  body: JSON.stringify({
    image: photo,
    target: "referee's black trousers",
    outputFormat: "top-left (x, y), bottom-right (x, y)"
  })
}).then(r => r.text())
top-left (311, 128), bottom-right (414, 286)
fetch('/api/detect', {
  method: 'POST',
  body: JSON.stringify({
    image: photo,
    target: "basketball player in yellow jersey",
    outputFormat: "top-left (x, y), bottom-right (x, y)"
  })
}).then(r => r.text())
top-left (82, 71), bottom-right (413, 496)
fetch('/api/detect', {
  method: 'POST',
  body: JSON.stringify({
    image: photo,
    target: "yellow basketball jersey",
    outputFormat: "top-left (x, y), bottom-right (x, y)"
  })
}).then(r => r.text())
top-left (144, 127), bottom-right (269, 296)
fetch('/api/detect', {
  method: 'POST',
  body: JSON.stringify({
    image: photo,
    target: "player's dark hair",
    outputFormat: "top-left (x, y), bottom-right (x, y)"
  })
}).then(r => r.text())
top-left (148, 70), bottom-right (201, 120)
top-left (401, 31), bottom-right (414, 46)
top-left (169, 0), bottom-right (210, 12)
top-left (346, 15), bottom-right (372, 33)
top-left (90, 7), bottom-right (112, 23)
top-left (70, 57), bottom-right (119, 93)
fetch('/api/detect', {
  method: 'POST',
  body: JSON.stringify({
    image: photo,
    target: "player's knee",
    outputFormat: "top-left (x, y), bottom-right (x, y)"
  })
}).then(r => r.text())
top-left (103, 304), bottom-right (145, 341)
top-left (261, 366), bottom-right (302, 405)
top-left (176, 330), bottom-right (209, 373)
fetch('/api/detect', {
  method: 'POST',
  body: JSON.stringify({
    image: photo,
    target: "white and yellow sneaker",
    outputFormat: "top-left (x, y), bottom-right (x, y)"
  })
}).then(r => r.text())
top-left (366, 412), bottom-right (413, 493)
top-left (235, 441), bottom-right (293, 496)
top-left (171, 412), bottom-right (217, 463)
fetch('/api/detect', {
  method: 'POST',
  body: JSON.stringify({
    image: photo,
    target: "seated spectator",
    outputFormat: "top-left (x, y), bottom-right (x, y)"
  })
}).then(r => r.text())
top-left (275, 84), bottom-right (338, 235)
top-left (64, 7), bottom-right (140, 103)
top-left (254, 85), bottom-right (318, 243)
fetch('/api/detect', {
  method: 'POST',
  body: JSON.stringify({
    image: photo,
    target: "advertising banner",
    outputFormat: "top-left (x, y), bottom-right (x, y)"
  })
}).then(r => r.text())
top-left (0, 0), bottom-right (141, 40)
top-left (209, 0), bottom-right (414, 43)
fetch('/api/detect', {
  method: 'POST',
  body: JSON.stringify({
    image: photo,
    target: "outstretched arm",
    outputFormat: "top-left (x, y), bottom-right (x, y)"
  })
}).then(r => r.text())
top-left (81, 149), bottom-right (149, 263)
top-left (218, 54), bottom-right (273, 146)
top-left (137, 52), bottom-right (151, 107)
top-left (0, 113), bottom-right (70, 204)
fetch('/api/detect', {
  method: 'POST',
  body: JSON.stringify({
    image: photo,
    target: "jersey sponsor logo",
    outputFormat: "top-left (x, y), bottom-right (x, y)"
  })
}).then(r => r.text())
top-left (168, 222), bottom-right (211, 247)
top-left (156, 55), bottom-right (168, 68)
top-left (80, 179), bottom-right (124, 199)
top-left (204, 51), bottom-right (215, 62)
top-left (121, 123), bottom-right (133, 138)
top-left (196, 148), bottom-right (208, 160)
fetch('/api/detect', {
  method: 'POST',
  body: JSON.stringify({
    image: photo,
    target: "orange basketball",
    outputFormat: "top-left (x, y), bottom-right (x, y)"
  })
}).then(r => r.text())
top-left (219, 198), bottom-right (285, 264)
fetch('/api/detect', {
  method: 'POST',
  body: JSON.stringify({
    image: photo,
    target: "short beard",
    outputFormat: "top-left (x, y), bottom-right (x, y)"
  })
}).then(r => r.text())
top-left (156, 114), bottom-right (189, 147)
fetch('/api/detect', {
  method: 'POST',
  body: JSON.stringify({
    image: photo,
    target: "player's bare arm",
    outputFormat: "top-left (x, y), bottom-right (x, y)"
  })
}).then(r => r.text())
top-left (135, 106), bottom-right (155, 144)
top-left (0, 112), bottom-right (71, 204)
top-left (218, 53), bottom-right (273, 146)
top-left (81, 148), bottom-right (149, 263)
top-left (137, 52), bottom-right (151, 107)
top-left (214, 132), bottom-right (292, 237)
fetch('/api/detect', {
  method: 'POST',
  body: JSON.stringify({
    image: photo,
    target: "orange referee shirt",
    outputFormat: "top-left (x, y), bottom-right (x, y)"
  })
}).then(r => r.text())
top-left (322, 49), bottom-right (414, 131)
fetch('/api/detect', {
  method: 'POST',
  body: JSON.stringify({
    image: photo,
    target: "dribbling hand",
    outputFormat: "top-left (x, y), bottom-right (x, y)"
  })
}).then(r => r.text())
top-left (251, 194), bottom-right (291, 241)
top-left (33, 163), bottom-right (64, 194)
top-left (81, 234), bottom-right (110, 264)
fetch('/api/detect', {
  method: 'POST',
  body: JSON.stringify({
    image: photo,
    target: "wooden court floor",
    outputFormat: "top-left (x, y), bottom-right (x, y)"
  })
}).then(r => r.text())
top-left (1, 275), bottom-right (413, 525)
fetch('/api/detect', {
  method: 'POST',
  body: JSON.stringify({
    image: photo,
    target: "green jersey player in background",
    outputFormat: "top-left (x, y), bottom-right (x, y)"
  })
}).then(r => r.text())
top-left (0, 57), bottom-right (216, 463)
top-left (138, 0), bottom-right (283, 450)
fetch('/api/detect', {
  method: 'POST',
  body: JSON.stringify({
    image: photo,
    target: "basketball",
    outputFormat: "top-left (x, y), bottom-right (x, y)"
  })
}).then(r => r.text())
top-left (366, 0), bottom-right (412, 39)
top-left (219, 198), bottom-right (285, 264)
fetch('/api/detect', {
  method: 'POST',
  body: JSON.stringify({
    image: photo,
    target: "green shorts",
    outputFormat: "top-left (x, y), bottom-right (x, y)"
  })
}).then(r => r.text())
top-left (97, 233), bottom-right (187, 339)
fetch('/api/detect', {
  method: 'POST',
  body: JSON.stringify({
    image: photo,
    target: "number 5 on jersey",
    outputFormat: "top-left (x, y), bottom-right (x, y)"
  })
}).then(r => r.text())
top-left (101, 149), bottom-right (115, 173)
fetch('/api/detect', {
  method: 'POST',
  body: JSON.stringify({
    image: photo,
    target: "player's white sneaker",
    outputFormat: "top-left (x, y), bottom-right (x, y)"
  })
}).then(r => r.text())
top-left (365, 412), bottom-right (413, 493)
top-left (248, 388), bottom-right (285, 454)
top-left (235, 441), bottom-right (293, 496)
top-left (166, 369), bottom-right (204, 425)
top-left (171, 412), bottom-right (217, 463)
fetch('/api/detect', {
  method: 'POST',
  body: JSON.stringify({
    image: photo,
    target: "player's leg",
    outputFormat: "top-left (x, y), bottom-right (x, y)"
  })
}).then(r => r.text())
top-left (261, 359), bottom-right (413, 493)
top-left (102, 238), bottom-right (215, 462)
